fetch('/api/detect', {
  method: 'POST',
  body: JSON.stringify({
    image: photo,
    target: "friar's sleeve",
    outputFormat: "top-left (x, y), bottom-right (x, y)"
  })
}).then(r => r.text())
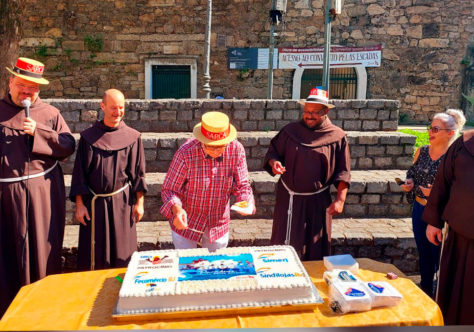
top-left (263, 129), bottom-right (288, 176)
top-left (69, 137), bottom-right (91, 202)
top-left (332, 135), bottom-right (351, 187)
top-left (422, 136), bottom-right (462, 229)
top-left (128, 135), bottom-right (148, 195)
top-left (32, 112), bottom-right (75, 160)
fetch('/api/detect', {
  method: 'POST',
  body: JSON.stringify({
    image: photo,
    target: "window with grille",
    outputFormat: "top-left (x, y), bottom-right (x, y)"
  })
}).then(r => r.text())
top-left (300, 67), bottom-right (357, 99)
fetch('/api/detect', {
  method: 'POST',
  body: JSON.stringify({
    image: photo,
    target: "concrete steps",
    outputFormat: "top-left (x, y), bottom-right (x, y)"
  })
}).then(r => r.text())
top-left (64, 169), bottom-right (411, 224)
top-left (60, 131), bottom-right (416, 174)
top-left (62, 217), bottom-right (417, 273)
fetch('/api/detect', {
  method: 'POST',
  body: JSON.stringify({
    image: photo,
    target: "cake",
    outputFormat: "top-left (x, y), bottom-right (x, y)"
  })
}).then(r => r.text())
top-left (115, 245), bottom-right (322, 316)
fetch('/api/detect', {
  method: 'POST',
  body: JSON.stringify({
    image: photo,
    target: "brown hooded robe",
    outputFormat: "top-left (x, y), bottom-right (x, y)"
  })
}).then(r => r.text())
top-left (264, 119), bottom-right (351, 261)
top-left (422, 130), bottom-right (474, 325)
top-left (69, 120), bottom-right (147, 270)
top-left (0, 95), bottom-right (75, 317)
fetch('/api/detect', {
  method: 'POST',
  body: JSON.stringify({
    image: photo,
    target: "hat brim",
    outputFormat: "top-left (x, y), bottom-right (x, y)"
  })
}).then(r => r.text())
top-left (298, 99), bottom-right (335, 109)
top-left (193, 123), bottom-right (237, 146)
top-left (6, 67), bottom-right (49, 85)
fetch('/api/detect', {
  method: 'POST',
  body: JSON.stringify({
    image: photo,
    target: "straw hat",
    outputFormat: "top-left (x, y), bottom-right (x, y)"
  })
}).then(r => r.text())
top-left (193, 111), bottom-right (237, 146)
top-left (6, 57), bottom-right (49, 85)
top-left (298, 87), bottom-right (334, 109)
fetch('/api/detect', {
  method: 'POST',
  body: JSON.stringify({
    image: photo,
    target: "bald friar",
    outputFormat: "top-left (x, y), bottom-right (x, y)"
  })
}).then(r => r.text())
top-left (70, 89), bottom-right (147, 270)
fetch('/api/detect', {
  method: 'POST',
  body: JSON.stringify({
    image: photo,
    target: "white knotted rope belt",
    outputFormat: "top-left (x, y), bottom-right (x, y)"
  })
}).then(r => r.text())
top-left (0, 161), bottom-right (58, 183)
top-left (281, 179), bottom-right (328, 245)
top-left (88, 182), bottom-right (130, 270)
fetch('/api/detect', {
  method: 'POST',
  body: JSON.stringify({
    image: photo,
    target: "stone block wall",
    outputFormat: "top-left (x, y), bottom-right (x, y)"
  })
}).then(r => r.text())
top-left (18, 0), bottom-right (472, 123)
top-left (63, 169), bottom-right (411, 224)
top-left (61, 218), bottom-right (419, 274)
top-left (48, 98), bottom-right (399, 133)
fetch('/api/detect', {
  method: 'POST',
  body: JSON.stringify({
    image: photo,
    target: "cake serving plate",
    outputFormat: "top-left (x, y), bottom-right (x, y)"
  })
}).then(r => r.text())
top-left (112, 282), bottom-right (323, 321)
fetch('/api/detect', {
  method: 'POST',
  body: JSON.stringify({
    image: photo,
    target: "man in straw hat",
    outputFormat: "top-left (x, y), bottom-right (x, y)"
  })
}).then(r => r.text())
top-left (263, 87), bottom-right (351, 260)
top-left (69, 89), bottom-right (147, 271)
top-left (0, 57), bottom-right (75, 316)
top-left (161, 111), bottom-right (255, 251)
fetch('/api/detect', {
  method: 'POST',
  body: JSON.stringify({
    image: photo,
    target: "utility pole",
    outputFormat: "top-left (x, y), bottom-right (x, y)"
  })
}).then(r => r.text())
top-left (203, 0), bottom-right (212, 99)
top-left (322, 0), bottom-right (343, 93)
top-left (267, 0), bottom-right (276, 100)
top-left (322, 0), bottom-right (332, 92)
top-left (267, 0), bottom-right (286, 99)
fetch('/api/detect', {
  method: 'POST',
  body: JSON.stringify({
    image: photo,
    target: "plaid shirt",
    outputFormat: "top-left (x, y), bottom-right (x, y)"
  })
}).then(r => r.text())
top-left (160, 138), bottom-right (254, 243)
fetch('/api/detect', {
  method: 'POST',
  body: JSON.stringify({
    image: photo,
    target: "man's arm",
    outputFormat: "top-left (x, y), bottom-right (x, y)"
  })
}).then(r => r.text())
top-left (75, 195), bottom-right (90, 226)
top-left (160, 150), bottom-right (188, 220)
top-left (232, 143), bottom-right (255, 215)
top-left (30, 110), bottom-right (76, 160)
top-left (326, 181), bottom-right (349, 216)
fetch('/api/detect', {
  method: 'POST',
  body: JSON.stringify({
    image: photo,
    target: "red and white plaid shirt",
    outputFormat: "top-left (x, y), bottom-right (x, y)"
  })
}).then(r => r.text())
top-left (160, 138), bottom-right (254, 243)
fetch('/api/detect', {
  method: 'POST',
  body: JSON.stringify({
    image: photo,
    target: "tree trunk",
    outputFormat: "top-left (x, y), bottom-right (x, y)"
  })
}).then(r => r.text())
top-left (0, 0), bottom-right (25, 99)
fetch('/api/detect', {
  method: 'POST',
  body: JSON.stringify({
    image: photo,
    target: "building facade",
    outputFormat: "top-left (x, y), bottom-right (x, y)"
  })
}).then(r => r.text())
top-left (19, 0), bottom-right (473, 122)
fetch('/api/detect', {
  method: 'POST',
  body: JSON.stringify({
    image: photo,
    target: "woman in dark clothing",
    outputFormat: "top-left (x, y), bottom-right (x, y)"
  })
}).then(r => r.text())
top-left (401, 109), bottom-right (465, 297)
top-left (423, 129), bottom-right (474, 325)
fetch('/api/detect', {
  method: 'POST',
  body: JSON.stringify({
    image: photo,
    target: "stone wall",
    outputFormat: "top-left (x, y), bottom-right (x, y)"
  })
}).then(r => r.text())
top-left (48, 98), bottom-right (399, 133)
top-left (61, 218), bottom-right (419, 274)
top-left (18, 0), bottom-right (473, 123)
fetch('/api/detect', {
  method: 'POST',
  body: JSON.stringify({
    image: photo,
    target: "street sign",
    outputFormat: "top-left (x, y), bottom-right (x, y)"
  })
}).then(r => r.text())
top-left (227, 48), bottom-right (278, 70)
top-left (278, 45), bottom-right (382, 69)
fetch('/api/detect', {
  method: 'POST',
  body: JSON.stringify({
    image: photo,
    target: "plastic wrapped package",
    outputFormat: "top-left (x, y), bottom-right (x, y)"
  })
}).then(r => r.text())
top-left (323, 254), bottom-right (359, 274)
top-left (323, 269), bottom-right (360, 286)
top-left (328, 281), bottom-right (372, 314)
top-left (362, 281), bottom-right (403, 308)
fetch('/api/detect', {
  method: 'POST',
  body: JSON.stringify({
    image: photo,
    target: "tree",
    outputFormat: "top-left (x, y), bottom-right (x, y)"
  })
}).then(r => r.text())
top-left (0, 0), bottom-right (25, 98)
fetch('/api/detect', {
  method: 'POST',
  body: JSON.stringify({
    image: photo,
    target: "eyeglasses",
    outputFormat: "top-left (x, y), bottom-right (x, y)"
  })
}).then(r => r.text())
top-left (303, 109), bottom-right (326, 116)
top-left (427, 125), bottom-right (452, 133)
top-left (14, 82), bottom-right (39, 92)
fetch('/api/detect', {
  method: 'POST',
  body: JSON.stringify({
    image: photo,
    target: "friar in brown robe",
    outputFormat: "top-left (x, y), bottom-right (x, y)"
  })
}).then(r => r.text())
top-left (423, 130), bottom-right (474, 325)
top-left (69, 89), bottom-right (147, 270)
top-left (0, 58), bottom-right (75, 317)
top-left (263, 88), bottom-right (351, 261)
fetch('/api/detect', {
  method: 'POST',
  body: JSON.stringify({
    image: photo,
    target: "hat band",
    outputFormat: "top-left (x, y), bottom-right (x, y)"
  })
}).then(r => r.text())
top-left (307, 96), bottom-right (329, 103)
top-left (201, 124), bottom-right (231, 141)
top-left (13, 66), bottom-right (43, 79)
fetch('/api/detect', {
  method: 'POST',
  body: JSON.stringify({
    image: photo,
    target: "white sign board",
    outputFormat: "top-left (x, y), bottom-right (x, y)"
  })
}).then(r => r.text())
top-left (278, 45), bottom-right (382, 69)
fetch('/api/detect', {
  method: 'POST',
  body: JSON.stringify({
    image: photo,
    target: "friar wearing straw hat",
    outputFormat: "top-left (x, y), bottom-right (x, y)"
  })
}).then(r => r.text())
top-left (263, 87), bottom-right (351, 261)
top-left (0, 57), bottom-right (75, 316)
top-left (160, 111), bottom-right (255, 251)
top-left (69, 89), bottom-right (147, 271)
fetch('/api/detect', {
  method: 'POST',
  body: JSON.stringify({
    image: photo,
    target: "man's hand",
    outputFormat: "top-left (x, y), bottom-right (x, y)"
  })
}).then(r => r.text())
top-left (75, 203), bottom-right (90, 226)
top-left (419, 184), bottom-right (432, 197)
top-left (269, 159), bottom-right (286, 175)
top-left (23, 117), bottom-right (36, 136)
top-left (132, 204), bottom-right (144, 223)
top-left (327, 199), bottom-right (345, 216)
top-left (426, 225), bottom-right (443, 246)
top-left (132, 191), bottom-right (145, 223)
top-left (400, 178), bottom-right (414, 192)
top-left (172, 204), bottom-right (188, 230)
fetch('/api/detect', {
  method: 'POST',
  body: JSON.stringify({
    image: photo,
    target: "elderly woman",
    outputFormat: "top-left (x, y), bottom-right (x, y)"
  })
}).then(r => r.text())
top-left (401, 109), bottom-right (465, 297)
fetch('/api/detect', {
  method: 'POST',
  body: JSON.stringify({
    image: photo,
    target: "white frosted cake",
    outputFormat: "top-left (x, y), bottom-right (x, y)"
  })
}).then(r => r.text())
top-left (115, 245), bottom-right (321, 315)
